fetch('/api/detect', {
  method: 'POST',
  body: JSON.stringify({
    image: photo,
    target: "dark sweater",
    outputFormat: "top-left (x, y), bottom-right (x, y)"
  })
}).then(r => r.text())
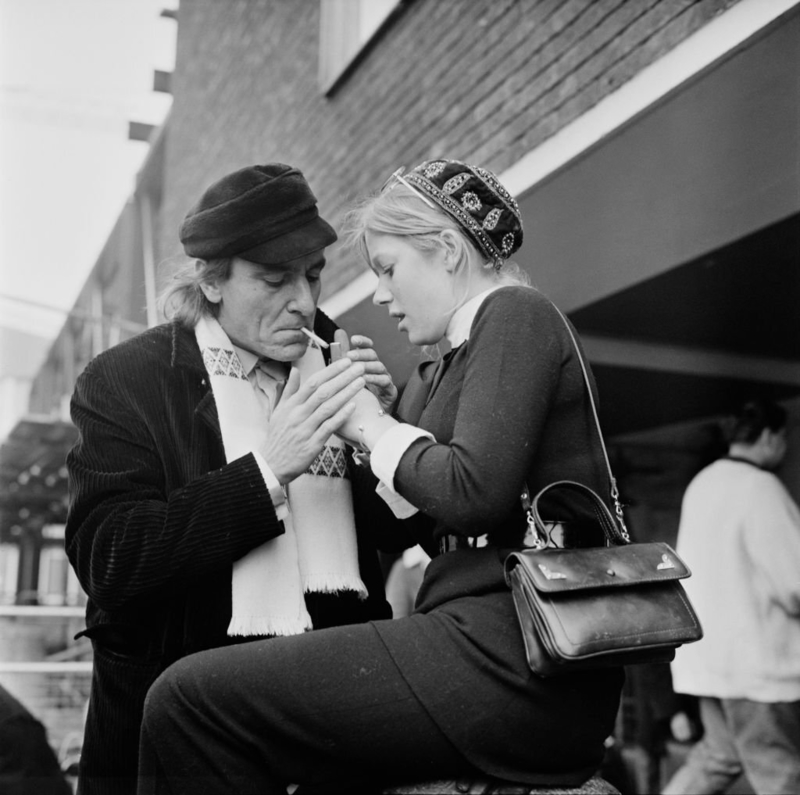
top-left (371, 287), bottom-right (623, 786)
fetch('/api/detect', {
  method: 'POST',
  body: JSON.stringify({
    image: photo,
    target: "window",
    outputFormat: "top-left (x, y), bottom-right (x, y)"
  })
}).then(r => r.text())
top-left (38, 545), bottom-right (70, 605)
top-left (319, 0), bottom-right (401, 93)
top-left (0, 544), bottom-right (19, 604)
top-left (66, 564), bottom-right (83, 606)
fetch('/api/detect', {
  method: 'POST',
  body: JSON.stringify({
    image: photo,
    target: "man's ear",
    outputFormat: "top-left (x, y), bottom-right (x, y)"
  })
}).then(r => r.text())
top-left (763, 427), bottom-right (786, 451)
top-left (199, 279), bottom-right (222, 304)
top-left (755, 427), bottom-right (772, 449)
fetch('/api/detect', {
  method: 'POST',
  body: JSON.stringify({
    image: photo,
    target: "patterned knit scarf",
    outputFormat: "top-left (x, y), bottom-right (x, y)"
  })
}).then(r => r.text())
top-left (195, 316), bottom-right (367, 637)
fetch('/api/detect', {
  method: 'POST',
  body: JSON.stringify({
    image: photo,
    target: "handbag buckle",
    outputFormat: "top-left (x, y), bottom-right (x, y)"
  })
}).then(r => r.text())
top-left (522, 486), bottom-right (547, 549)
top-left (524, 508), bottom-right (548, 550)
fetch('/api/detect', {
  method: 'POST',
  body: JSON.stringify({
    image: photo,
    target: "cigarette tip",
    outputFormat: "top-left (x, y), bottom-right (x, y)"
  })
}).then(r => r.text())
top-left (301, 327), bottom-right (329, 348)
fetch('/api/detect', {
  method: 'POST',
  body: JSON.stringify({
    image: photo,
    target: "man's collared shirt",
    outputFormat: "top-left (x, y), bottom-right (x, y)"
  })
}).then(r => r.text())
top-left (233, 344), bottom-right (290, 520)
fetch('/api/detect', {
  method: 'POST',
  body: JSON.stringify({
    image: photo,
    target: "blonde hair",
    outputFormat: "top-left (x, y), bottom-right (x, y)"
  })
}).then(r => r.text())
top-left (158, 258), bottom-right (232, 327)
top-left (340, 183), bottom-right (529, 288)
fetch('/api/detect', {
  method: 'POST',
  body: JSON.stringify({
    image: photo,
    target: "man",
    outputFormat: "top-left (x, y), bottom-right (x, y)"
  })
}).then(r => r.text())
top-left (664, 399), bottom-right (800, 795)
top-left (65, 164), bottom-right (395, 794)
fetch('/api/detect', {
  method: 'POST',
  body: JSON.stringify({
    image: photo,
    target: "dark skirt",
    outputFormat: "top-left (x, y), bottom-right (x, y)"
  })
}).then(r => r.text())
top-left (374, 546), bottom-right (624, 786)
top-left (139, 547), bottom-right (623, 792)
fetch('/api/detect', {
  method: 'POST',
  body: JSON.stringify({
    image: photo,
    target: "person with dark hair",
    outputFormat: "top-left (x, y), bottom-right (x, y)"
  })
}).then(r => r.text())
top-left (0, 684), bottom-right (72, 795)
top-left (65, 164), bottom-right (397, 795)
top-left (663, 399), bottom-right (800, 795)
top-left (137, 159), bottom-right (623, 794)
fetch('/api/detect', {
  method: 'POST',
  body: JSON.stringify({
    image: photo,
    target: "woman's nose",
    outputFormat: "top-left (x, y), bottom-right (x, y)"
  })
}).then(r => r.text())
top-left (372, 280), bottom-right (391, 306)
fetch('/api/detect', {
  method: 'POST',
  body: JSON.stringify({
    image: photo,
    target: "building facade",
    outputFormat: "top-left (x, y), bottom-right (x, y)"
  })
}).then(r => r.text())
top-left (8, 0), bottom-right (800, 646)
top-left (2, 0), bottom-right (799, 785)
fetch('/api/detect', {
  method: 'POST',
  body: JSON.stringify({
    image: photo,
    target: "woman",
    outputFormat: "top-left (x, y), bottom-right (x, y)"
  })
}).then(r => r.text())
top-left (138, 159), bottom-right (624, 794)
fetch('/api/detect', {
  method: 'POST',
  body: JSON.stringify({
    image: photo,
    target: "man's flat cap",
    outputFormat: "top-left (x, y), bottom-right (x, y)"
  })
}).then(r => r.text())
top-left (180, 163), bottom-right (337, 265)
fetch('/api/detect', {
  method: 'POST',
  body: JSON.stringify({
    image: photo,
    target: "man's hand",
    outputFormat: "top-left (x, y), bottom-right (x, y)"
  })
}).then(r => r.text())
top-left (263, 358), bottom-right (365, 484)
top-left (335, 330), bottom-right (398, 412)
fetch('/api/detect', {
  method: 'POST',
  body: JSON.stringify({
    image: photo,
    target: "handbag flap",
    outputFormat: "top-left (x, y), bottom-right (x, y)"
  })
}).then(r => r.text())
top-left (506, 542), bottom-right (690, 594)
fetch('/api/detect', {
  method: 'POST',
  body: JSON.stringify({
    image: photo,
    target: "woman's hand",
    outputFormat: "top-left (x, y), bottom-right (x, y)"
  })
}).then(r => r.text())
top-left (336, 386), bottom-right (399, 454)
top-left (262, 358), bottom-right (365, 484)
top-left (335, 386), bottom-right (384, 449)
top-left (334, 330), bottom-right (398, 412)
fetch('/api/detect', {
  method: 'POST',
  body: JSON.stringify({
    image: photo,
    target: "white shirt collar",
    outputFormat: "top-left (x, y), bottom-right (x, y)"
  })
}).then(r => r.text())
top-left (234, 345), bottom-right (259, 376)
top-left (235, 345), bottom-right (291, 383)
top-left (445, 286), bottom-right (504, 347)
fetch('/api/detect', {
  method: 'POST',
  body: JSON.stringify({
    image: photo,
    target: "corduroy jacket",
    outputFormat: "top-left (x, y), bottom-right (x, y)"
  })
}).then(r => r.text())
top-left (65, 312), bottom-right (391, 794)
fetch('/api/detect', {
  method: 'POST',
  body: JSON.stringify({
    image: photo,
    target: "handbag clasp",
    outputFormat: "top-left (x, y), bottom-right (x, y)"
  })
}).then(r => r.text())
top-left (538, 563), bottom-right (566, 580)
top-left (522, 486), bottom-right (549, 549)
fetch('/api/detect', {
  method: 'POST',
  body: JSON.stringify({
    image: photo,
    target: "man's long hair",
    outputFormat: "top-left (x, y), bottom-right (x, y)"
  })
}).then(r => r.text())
top-left (158, 258), bottom-right (232, 327)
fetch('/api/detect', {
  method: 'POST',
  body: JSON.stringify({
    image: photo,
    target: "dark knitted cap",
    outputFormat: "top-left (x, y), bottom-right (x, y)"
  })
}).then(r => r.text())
top-left (179, 164), bottom-right (337, 265)
top-left (403, 159), bottom-right (523, 268)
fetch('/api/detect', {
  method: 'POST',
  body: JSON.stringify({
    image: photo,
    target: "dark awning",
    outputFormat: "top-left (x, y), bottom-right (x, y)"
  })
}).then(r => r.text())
top-left (0, 416), bottom-right (78, 542)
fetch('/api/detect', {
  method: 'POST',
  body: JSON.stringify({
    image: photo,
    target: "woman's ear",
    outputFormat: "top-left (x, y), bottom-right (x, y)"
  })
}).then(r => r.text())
top-left (439, 230), bottom-right (461, 273)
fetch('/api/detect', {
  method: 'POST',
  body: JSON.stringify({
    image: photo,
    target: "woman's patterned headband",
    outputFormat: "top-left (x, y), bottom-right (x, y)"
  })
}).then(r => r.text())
top-left (403, 159), bottom-right (523, 268)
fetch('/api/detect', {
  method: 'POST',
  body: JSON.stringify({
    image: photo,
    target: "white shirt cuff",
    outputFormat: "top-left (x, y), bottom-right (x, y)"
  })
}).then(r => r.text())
top-left (370, 423), bottom-right (434, 495)
top-left (253, 452), bottom-right (289, 521)
top-left (376, 481), bottom-right (419, 518)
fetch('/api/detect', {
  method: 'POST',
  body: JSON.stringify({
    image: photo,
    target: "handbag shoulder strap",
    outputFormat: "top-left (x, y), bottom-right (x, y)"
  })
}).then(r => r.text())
top-left (521, 301), bottom-right (630, 543)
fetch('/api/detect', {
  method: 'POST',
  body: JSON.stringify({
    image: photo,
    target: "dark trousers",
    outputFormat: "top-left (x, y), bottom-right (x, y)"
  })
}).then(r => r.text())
top-left (138, 622), bottom-right (477, 795)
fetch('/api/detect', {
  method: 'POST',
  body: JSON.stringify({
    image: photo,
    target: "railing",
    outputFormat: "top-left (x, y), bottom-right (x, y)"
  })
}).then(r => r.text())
top-left (0, 605), bottom-right (92, 673)
top-left (0, 603), bottom-right (91, 780)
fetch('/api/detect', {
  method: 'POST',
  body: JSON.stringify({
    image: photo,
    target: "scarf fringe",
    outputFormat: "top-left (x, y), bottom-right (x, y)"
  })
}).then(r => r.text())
top-left (302, 574), bottom-right (369, 600)
top-left (227, 613), bottom-right (313, 638)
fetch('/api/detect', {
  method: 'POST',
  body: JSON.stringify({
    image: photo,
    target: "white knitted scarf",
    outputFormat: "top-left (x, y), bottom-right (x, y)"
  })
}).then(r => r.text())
top-left (195, 316), bottom-right (367, 637)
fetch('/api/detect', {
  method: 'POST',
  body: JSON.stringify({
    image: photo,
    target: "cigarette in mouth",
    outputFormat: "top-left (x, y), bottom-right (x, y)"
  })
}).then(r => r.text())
top-left (301, 327), bottom-right (329, 348)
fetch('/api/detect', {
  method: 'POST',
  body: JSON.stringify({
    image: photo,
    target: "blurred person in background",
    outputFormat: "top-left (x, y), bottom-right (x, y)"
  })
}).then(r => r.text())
top-left (664, 399), bottom-right (800, 795)
top-left (65, 164), bottom-right (398, 795)
top-left (0, 682), bottom-right (72, 795)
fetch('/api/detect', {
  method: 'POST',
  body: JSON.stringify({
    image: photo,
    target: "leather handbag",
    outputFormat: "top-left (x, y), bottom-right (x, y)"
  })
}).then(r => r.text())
top-left (503, 306), bottom-right (703, 677)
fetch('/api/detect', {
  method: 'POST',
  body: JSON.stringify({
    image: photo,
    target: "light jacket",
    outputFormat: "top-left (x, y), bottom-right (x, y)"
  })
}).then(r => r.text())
top-left (671, 458), bottom-right (800, 702)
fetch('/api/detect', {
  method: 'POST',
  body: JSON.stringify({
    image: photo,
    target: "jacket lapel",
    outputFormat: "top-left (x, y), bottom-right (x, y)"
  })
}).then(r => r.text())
top-left (171, 321), bottom-right (222, 440)
top-left (195, 390), bottom-right (221, 440)
top-left (424, 343), bottom-right (463, 408)
top-left (397, 360), bottom-right (438, 426)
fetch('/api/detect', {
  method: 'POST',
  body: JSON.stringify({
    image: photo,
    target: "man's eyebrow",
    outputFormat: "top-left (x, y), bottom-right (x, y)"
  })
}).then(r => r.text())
top-left (258, 265), bottom-right (285, 277)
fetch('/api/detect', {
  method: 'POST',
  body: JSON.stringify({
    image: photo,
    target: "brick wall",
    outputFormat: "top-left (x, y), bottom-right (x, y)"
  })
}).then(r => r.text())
top-left (158, 0), bottom-right (740, 298)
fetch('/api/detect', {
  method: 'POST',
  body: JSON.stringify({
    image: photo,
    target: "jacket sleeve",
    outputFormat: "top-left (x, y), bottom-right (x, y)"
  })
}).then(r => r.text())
top-left (393, 289), bottom-right (567, 532)
top-left (349, 456), bottom-right (436, 555)
top-left (65, 361), bottom-right (284, 613)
